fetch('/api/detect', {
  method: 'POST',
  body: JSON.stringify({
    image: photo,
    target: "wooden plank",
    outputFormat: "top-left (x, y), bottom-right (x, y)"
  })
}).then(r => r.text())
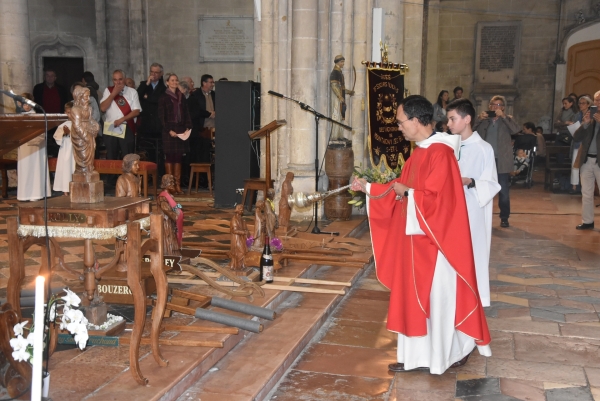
top-left (119, 336), bottom-right (223, 348)
top-left (272, 277), bottom-right (352, 287)
top-left (171, 289), bottom-right (212, 308)
top-left (166, 277), bottom-right (345, 294)
top-left (162, 324), bottom-right (238, 335)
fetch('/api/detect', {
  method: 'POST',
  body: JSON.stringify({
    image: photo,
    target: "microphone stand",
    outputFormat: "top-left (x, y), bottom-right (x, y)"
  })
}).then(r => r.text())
top-left (270, 92), bottom-right (352, 235)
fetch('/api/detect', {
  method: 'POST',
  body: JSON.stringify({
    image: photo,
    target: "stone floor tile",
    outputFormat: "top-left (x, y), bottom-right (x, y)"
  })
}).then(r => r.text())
top-left (560, 323), bottom-right (600, 340)
top-left (564, 313), bottom-right (599, 323)
top-left (486, 358), bottom-right (587, 386)
top-left (350, 288), bottom-right (391, 302)
top-left (513, 333), bottom-right (600, 368)
top-left (357, 278), bottom-right (388, 292)
top-left (392, 370), bottom-right (456, 392)
top-left (293, 343), bottom-right (396, 379)
top-left (388, 388), bottom-right (455, 401)
top-left (586, 367), bottom-right (600, 388)
top-left (497, 307), bottom-right (532, 319)
top-left (333, 297), bottom-right (390, 323)
top-left (484, 302), bottom-right (524, 318)
top-left (487, 318), bottom-right (560, 336)
top-left (489, 333), bottom-right (514, 360)
top-left (268, 370), bottom-right (391, 401)
top-left (455, 377), bottom-right (501, 397)
top-left (545, 386), bottom-right (594, 401)
top-left (460, 395), bottom-right (522, 400)
top-left (530, 308), bottom-right (566, 323)
top-left (320, 319), bottom-right (396, 350)
top-left (499, 378), bottom-right (546, 401)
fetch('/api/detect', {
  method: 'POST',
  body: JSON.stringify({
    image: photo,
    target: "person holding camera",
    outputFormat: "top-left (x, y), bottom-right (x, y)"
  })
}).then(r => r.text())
top-left (572, 91), bottom-right (600, 230)
top-left (473, 95), bottom-right (520, 228)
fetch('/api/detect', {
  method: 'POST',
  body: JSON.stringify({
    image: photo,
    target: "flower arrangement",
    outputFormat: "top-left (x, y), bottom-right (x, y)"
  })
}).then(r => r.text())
top-left (348, 164), bottom-right (403, 208)
top-left (246, 235), bottom-right (284, 251)
top-left (10, 288), bottom-right (89, 364)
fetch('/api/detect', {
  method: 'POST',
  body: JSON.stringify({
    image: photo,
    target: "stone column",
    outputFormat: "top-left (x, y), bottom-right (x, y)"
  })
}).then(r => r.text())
top-left (423, 0), bottom-right (440, 101)
top-left (129, 0), bottom-right (145, 83)
top-left (287, 0), bottom-right (318, 196)
top-left (260, 0), bottom-right (275, 190)
top-left (0, 0), bottom-right (33, 113)
top-left (380, 0), bottom-right (404, 64)
top-left (275, 0), bottom-right (290, 183)
top-left (94, 0), bottom-right (109, 89)
top-left (403, 0), bottom-right (424, 94)
top-left (316, 0), bottom-right (330, 155)
top-left (105, 0), bottom-right (131, 78)
top-left (351, 0), bottom-right (368, 164)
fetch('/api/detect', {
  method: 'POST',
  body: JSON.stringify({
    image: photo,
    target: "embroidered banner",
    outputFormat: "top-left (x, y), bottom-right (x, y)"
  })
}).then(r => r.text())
top-left (366, 68), bottom-right (411, 169)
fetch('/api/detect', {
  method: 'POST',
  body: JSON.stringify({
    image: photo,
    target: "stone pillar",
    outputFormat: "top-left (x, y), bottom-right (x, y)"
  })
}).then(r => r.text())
top-left (423, 0), bottom-right (440, 102)
top-left (403, 0), bottom-right (424, 94)
top-left (351, 0), bottom-right (368, 165)
top-left (106, 0), bottom-right (131, 79)
top-left (317, 0), bottom-right (330, 154)
top-left (381, 0), bottom-right (404, 63)
top-left (287, 0), bottom-right (318, 197)
top-left (95, 0), bottom-right (109, 89)
top-left (275, 0), bottom-right (290, 183)
top-left (0, 0), bottom-right (33, 113)
top-left (260, 0), bottom-right (275, 190)
top-left (129, 0), bottom-right (145, 84)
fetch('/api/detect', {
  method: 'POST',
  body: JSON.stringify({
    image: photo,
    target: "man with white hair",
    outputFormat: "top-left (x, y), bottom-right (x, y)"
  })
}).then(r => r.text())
top-left (573, 90), bottom-right (600, 230)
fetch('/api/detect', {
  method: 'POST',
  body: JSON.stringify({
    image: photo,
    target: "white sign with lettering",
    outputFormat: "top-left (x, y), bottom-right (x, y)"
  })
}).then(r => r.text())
top-left (199, 16), bottom-right (254, 62)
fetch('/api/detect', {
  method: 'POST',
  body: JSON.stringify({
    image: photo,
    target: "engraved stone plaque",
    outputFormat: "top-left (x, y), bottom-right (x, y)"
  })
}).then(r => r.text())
top-left (199, 16), bottom-right (254, 62)
top-left (474, 21), bottom-right (522, 86)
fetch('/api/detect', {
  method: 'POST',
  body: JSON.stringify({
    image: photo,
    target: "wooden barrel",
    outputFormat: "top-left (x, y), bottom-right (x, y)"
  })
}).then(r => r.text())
top-left (324, 145), bottom-right (354, 220)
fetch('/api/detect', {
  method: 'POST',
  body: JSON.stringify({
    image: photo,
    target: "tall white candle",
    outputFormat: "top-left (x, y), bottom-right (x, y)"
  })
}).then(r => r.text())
top-left (31, 276), bottom-right (45, 401)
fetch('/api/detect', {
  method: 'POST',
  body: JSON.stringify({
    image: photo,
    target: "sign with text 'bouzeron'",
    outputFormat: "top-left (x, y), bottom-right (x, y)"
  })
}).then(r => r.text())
top-left (366, 68), bottom-right (411, 169)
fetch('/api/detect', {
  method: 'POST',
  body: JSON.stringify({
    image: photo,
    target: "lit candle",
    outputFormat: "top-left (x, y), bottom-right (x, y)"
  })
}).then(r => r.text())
top-left (31, 276), bottom-right (45, 401)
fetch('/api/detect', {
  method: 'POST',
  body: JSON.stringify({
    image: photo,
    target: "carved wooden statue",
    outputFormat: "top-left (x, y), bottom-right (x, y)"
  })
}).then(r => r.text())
top-left (330, 55), bottom-right (354, 140)
top-left (115, 154), bottom-right (141, 198)
top-left (229, 204), bottom-right (249, 270)
top-left (157, 174), bottom-right (183, 256)
top-left (265, 188), bottom-right (278, 239)
top-left (278, 171), bottom-right (294, 228)
top-left (71, 86), bottom-right (99, 173)
top-left (253, 200), bottom-right (266, 248)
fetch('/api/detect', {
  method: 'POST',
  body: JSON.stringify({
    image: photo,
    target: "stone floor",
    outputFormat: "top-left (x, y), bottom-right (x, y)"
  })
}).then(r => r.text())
top-left (264, 173), bottom-right (600, 401)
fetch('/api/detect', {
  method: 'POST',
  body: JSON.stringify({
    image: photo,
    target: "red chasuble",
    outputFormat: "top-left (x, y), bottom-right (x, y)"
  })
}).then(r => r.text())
top-left (369, 143), bottom-right (491, 346)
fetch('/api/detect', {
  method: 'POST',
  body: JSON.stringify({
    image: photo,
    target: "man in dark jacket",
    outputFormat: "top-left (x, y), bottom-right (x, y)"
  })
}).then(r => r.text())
top-left (33, 68), bottom-right (70, 113)
top-left (573, 90), bottom-right (600, 230)
top-left (81, 71), bottom-right (100, 104)
top-left (137, 62), bottom-right (166, 139)
top-left (473, 95), bottom-right (520, 228)
top-left (194, 74), bottom-right (216, 163)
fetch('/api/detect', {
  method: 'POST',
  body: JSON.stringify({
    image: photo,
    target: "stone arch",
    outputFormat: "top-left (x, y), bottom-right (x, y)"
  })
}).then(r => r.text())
top-left (30, 35), bottom-right (87, 84)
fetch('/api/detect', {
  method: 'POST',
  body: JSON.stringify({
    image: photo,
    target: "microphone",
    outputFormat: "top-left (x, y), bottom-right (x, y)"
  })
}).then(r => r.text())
top-left (0, 89), bottom-right (40, 110)
top-left (268, 90), bottom-right (284, 98)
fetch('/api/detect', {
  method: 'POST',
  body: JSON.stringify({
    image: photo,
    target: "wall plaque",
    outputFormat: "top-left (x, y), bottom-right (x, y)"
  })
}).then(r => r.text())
top-left (474, 21), bottom-right (522, 86)
top-left (199, 16), bottom-right (254, 62)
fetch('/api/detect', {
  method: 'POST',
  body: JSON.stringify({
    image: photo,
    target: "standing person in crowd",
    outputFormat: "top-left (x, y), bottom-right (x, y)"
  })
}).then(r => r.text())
top-left (33, 68), bottom-right (71, 113)
top-left (159, 73), bottom-right (192, 195)
top-left (100, 70), bottom-right (141, 161)
top-left (573, 91), bottom-right (600, 230)
top-left (451, 86), bottom-right (464, 102)
top-left (432, 90), bottom-right (449, 123)
top-left (569, 96), bottom-right (593, 194)
top-left (53, 101), bottom-right (75, 196)
top-left (194, 74), bottom-right (216, 163)
top-left (535, 126), bottom-right (546, 158)
top-left (125, 78), bottom-right (136, 89)
top-left (181, 77), bottom-right (196, 95)
top-left (17, 93), bottom-right (51, 201)
top-left (179, 79), bottom-right (202, 186)
top-left (448, 99), bottom-right (501, 307)
top-left (351, 95), bottom-right (491, 374)
top-left (137, 63), bottom-right (166, 141)
top-left (81, 71), bottom-right (100, 104)
top-left (474, 95), bottom-right (520, 228)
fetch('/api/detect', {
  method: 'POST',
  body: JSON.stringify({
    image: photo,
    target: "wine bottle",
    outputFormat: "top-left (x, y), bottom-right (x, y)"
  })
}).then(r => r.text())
top-left (260, 235), bottom-right (274, 283)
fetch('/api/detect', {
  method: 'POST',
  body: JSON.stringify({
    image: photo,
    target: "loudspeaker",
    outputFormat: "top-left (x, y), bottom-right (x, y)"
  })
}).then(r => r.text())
top-left (214, 81), bottom-right (261, 208)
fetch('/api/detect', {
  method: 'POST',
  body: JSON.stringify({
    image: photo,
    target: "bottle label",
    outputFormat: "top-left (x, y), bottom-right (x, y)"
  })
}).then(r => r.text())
top-left (262, 254), bottom-right (273, 261)
top-left (263, 266), bottom-right (273, 281)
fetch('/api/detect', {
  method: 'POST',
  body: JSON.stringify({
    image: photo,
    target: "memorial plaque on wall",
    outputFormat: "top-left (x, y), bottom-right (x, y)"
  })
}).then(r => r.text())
top-left (474, 21), bottom-right (522, 86)
top-left (198, 16), bottom-right (254, 62)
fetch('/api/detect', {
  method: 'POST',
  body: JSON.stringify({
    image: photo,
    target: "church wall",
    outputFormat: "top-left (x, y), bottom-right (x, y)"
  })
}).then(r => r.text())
top-left (145, 0), bottom-right (256, 85)
top-left (431, 0), bottom-right (562, 127)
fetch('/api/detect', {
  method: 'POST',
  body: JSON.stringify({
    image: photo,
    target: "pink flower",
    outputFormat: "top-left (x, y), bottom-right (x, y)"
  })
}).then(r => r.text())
top-left (246, 235), bottom-right (254, 247)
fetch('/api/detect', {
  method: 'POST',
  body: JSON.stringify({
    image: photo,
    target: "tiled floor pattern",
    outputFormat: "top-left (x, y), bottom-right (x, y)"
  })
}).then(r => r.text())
top-left (268, 175), bottom-right (600, 401)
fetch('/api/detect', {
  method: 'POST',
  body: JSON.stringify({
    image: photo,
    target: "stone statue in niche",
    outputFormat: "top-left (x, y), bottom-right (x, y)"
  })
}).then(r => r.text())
top-left (157, 174), bottom-right (183, 257)
top-left (229, 204), bottom-right (249, 270)
top-left (330, 55), bottom-right (354, 140)
top-left (70, 86), bottom-right (99, 174)
top-left (115, 154), bottom-right (141, 198)
top-left (278, 172), bottom-right (294, 229)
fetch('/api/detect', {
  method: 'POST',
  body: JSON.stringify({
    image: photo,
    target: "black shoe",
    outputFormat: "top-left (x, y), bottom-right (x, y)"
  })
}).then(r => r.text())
top-left (500, 219), bottom-right (509, 228)
top-left (576, 222), bottom-right (594, 230)
top-left (388, 362), bottom-right (429, 373)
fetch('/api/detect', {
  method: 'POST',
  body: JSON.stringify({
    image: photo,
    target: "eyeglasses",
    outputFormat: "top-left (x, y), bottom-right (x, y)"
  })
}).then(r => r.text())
top-left (489, 103), bottom-right (504, 107)
top-left (397, 118), bottom-right (412, 127)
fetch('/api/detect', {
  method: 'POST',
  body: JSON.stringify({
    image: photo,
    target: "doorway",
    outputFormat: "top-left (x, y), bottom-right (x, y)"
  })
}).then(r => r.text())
top-left (43, 57), bottom-right (84, 91)
top-left (565, 39), bottom-right (600, 97)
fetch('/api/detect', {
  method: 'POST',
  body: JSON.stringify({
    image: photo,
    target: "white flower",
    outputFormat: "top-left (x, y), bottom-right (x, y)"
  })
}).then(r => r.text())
top-left (69, 323), bottom-right (88, 350)
top-left (64, 308), bottom-right (85, 326)
top-left (13, 321), bottom-right (28, 337)
top-left (10, 336), bottom-right (30, 362)
top-left (61, 289), bottom-right (81, 308)
top-left (49, 303), bottom-right (57, 321)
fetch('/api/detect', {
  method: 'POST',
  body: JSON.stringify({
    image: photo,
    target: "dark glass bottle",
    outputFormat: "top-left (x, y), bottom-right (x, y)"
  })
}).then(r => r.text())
top-left (260, 235), bottom-right (274, 283)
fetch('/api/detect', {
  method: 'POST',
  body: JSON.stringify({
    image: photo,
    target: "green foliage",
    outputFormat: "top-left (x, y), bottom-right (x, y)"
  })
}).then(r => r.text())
top-left (348, 164), bottom-right (402, 209)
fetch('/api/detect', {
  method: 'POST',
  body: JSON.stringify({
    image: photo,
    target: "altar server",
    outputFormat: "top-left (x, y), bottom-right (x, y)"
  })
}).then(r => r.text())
top-left (447, 98), bottom-right (501, 307)
top-left (53, 102), bottom-right (75, 195)
top-left (351, 95), bottom-right (491, 374)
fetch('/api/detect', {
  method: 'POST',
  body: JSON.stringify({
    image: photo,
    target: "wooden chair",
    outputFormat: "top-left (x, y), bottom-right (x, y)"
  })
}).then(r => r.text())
top-left (188, 163), bottom-right (213, 197)
top-left (544, 145), bottom-right (572, 190)
top-left (0, 159), bottom-right (17, 198)
top-left (241, 178), bottom-right (274, 212)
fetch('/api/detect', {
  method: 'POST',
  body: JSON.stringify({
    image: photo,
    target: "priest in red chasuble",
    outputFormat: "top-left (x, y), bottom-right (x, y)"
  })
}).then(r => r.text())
top-left (351, 95), bottom-right (491, 374)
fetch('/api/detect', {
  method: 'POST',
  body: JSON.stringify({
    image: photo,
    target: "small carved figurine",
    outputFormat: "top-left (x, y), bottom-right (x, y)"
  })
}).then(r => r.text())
top-left (265, 188), bottom-right (278, 238)
top-left (253, 200), bottom-right (266, 248)
top-left (157, 174), bottom-right (183, 256)
top-left (115, 154), bottom-right (141, 197)
top-left (70, 86), bottom-right (99, 174)
top-left (278, 172), bottom-right (294, 228)
top-left (229, 204), bottom-right (249, 270)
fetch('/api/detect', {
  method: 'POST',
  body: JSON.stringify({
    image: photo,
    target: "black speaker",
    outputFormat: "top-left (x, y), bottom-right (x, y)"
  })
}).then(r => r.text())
top-left (214, 81), bottom-right (261, 208)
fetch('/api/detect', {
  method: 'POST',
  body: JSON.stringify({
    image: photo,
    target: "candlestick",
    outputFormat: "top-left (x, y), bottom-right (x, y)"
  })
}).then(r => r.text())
top-left (31, 276), bottom-right (45, 401)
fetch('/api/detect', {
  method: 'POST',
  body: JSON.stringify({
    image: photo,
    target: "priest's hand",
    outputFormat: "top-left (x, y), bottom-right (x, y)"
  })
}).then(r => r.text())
top-left (350, 177), bottom-right (366, 192)
top-left (393, 182), bottom-right (409, 197)
top-left (461, 177), bottom-right (472, 186)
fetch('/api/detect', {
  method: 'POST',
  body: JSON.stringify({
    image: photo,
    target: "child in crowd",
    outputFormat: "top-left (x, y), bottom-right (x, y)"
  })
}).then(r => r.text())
top-left (535, 126), bottom-right (546, 158)
top-left (53, 101), bottom-right (74, 195)
top-left (511, 149), bottom-right (529, 179)
top-left (17, 93), bottom-right (51, 201)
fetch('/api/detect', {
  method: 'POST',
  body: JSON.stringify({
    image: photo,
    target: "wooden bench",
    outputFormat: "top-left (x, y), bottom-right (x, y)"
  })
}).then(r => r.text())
top-left (48, 158), bottom-right (158, 197)
top-left (544, 145), bottom-right (572, 190)
top-left (0, 159), bottom-right (17, 198)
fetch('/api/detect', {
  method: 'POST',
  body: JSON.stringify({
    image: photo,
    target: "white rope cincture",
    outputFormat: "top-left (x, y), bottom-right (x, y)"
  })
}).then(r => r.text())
top-left (17, 216), bottom-right (151, 240)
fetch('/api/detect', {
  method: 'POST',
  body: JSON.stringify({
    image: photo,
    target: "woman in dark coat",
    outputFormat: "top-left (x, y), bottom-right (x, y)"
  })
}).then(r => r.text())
top-left (158, 73), bottom-right (192, 194)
